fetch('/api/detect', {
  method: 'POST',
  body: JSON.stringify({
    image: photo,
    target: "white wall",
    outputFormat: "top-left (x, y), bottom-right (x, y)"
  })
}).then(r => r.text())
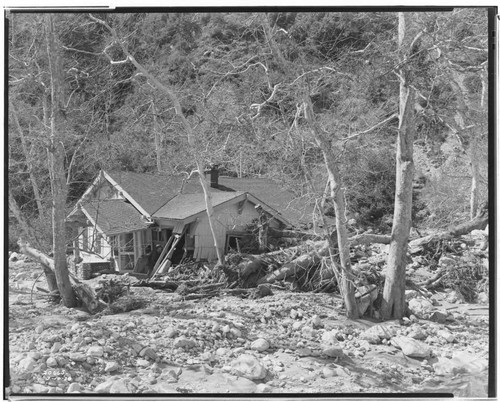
top-left (192, 199), bottom-right (278, 261)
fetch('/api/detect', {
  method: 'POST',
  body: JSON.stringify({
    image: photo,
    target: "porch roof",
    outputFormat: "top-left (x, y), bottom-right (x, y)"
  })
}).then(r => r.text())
top-left (80, 199), bottom-right (151, 236)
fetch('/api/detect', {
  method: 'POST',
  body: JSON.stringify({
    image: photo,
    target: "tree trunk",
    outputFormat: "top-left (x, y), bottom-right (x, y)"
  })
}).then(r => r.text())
top-left (18, 239), bottom-right (102, 312)
top-left (257, 207), bottom-right (270, 252)
top-left (303, 97), bottom-right (358, 318)
top-left (45, 14), bottom-right (76, 307)
top-left (381, 13), bottom-right (415, 320)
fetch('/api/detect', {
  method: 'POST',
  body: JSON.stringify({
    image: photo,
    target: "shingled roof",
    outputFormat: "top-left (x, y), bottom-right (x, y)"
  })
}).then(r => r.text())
top-left (217, 177), bottom-right (314, 226)
top-left (74, 170), bottom-right (313, 229)
top-left (80, 199), bottom-right (151, 236)
top-left (105, 171), bottom-right (201, 216)
top-left (154, 191), bottom-right (246, 220)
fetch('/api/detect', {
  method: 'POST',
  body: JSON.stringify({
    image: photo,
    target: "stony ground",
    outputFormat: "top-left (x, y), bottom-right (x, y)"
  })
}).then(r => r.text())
top-left (7, 257), bottom-right (490, 397)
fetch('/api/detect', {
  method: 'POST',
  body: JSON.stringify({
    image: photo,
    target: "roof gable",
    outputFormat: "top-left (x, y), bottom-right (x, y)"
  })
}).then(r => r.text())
top-left (104, 170), bottom-right (204, 216)
top-left (80, 199), bottom-right (151, 236)
top-left (217, 177), bottom-right (314, 226)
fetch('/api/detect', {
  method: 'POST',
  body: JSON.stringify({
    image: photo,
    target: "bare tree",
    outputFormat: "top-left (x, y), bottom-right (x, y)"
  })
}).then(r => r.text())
top-left (45, 14), bottom-right (76, 307)
top-left (380, 12), bottom-right (416, 320)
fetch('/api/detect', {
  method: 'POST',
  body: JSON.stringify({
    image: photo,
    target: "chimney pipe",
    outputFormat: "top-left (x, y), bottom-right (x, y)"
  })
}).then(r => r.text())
top-left (208, 164), bottom-right (219, 189)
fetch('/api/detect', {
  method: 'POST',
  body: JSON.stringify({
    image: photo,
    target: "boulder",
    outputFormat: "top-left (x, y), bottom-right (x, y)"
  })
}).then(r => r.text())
top-left (322, 347), bottom-right (344, 358)
top-left (437, 330), bottom-right (455, 343)
top-left (87, 346), bottom-right (104, 357)
top-left (173, 336), bottom-right (196, 349)
top-left (433, 351), bottom-right (488, 376)
top-left (361, 324), bottom-right (398, 341)
top-left (391, 336), bottom-right (431, 358)
top-left (104, 362), bottom-right (121, 373)
top-left (251, 338), bottom-right (270, 352)
top-left (407, 326), bottom-right (426, 340)
top-left (408, 298), bottom-right (433, 317)
top-left (231, 354), bottom-right (267, 380)
top-left (18, 357), bottom-right (36, 373)
top-left (67, 383), bottom-right (81, 393)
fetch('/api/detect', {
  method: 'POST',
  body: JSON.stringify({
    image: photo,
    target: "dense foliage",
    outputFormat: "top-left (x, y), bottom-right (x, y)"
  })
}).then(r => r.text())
top-left (7, 10), bottom-right (489, 250)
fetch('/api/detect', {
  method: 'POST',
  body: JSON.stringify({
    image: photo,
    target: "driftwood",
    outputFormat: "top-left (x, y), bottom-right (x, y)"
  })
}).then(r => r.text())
top-left (17, 239), bottom-right (103, 313)
top-left (257, 244), bottom-right (330, 285)
top-left (409, 215), bottom-right (488, 254)
top-left (268, 227), bottom-right (323, 241)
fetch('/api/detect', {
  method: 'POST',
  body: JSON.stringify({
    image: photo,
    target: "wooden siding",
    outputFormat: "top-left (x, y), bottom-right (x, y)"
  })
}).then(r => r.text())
top-left (192, 198), bottom-right (278, 261)
top-left (94, 180), bottom-right (121, 200)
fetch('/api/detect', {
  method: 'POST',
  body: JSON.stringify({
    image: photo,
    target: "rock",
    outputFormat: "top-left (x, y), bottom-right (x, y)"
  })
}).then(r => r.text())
top-left (408, 298), bottom-right (433, 317)
top-left (446, 290), bottom-right (465, 304)
top-left (46, 357), bottom-right (58, 367)
top-left (87, 346), bottom-right (104, 357)
top-left (94, 379), bottom-right (114, 393)
top-left (222, 325), bottom-right (231, 334)
top-left (18, 357), bottom-right (36, 372)
top-left (296, 347), bottom-right (312, 357)
top-left (31, 383), bottom-right (50, 393)
top-left (437, 330), bottom-right (455, 343)
top-left (231, 354), bottom-right (267, 380)
top-left (68, 353), bottom-right (86, 362)
top-left (35, 325), bottom-right (44, 334)
top-left (165, 327), bottom-right (178, 338)
top-left (322, 367), bottom-right (338, 378)
top-left (27, 352), bottom-right (42, 360)
top-left (9, 252), bottom-right (20, 262)
top-left (256, 383), bottom-right (273, 393)
top-left (290, 309), bottom-right (299, 319)
top-left (359, 331), bottom-right (381, 344)
top-left (361, 324), bottom-right (397, 341)
top-left (173, 336), bottom-right (196, 349)
top-left (136, 358), bottom-right (150, 367)
top-left (216, 347), bottom-right (229, 356)
top-left (321, 330), bottom-right (339, 345)
top-left (251, 338), bottom-right (270, 352)
top-left (322, 347), bottom-right (344, 358)
top-left (110, 378), bottom-right (132, 393)
top-left (433, 351), bottom-right (488, 376)
top-left (139, 347), bottom-right (158, 360)
top-left (407, 326), bottom-right (426, 340)
top-left (429, 311), bottom-right (448, 324)
top-left (50, 342), bottom-right (62, 354)
top-left (391, 336), bottom-right (431, 358)
top-left (311, 315), bottom-right (323, 328)
top-left (67, 383), bottom-right (81, 393)
top-left (104, 361), bottom-right (121, 373)
top-left (230, 328), bottom-right (242, 338)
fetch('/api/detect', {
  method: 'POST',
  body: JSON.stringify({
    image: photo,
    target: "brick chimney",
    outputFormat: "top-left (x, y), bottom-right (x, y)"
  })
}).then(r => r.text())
top-left (207, 164), bottom-right (219, 189)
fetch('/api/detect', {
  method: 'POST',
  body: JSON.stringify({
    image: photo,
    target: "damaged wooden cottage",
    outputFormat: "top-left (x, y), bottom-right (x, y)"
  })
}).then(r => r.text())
top-left (66, 167), bottom-right (309, 279)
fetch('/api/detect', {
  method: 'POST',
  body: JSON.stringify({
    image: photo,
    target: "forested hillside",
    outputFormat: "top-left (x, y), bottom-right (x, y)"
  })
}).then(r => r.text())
top-left (8, 10), bottom-right (489, 249)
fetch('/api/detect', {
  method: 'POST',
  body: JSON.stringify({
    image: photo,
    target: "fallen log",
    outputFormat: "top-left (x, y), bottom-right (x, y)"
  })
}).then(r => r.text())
top-left (349, 233), bottom-right (391, 246)
top-left (17, 239), bottom-right (104, 313)
top-left (409, 215), bottom-right (488, 254)
top-left (257, 244), bottom-right (330, 285)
